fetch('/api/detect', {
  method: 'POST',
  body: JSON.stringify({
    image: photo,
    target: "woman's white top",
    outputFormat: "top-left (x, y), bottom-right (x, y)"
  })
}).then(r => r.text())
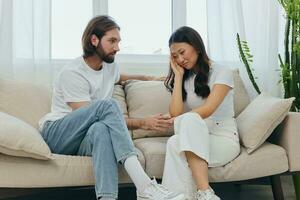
top-left (184, 63), bottom-right (234, 120)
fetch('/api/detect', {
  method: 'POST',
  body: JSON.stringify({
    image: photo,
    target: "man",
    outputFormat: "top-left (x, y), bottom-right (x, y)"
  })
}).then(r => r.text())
top-left (39, 15), bottom-right (184, 200)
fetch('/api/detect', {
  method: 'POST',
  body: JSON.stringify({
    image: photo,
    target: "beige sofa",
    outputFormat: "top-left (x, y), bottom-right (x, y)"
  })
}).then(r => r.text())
top-left (0, 70), bottom-right (299, 200)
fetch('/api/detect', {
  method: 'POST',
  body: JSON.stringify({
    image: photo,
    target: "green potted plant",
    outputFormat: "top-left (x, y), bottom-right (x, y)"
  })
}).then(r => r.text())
top-left (236, 33), bottom-right (261, 95)
top-left (278, 0), bottom-right (300, 111)
top-left (238, 1), bottom-right (299, 198)
top-left (277, 0), bottom-right (300, 199)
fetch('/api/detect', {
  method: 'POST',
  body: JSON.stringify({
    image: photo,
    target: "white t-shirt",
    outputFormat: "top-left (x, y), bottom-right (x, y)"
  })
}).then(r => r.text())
top-left (38, 56), bottom-right (120, 130)
top-left (184, 63), bottom-right (234, 120)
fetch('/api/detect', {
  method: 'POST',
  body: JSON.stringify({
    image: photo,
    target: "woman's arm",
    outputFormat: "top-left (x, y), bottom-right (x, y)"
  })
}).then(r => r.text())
top-left (169, 76), bottom-right (185, 117)
top-left (169, 57), bottom-right (185, 117)
top-left (192, 84), bottom-right (231, 119)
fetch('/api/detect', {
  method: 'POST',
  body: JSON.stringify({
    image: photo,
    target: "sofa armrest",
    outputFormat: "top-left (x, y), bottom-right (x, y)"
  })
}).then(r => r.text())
top-left (275, 112), bottom-right (300, 172)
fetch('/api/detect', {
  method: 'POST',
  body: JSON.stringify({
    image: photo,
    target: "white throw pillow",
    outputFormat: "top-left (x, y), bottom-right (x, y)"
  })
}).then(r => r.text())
top-left (0, 112), bottom-right (53, 160)
top-left (237, 93), bottom-right (295, 153)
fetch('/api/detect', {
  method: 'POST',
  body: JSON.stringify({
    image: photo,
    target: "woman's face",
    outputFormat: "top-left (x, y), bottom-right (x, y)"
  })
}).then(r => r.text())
top-left (170, 42), bottom-right (198, 70)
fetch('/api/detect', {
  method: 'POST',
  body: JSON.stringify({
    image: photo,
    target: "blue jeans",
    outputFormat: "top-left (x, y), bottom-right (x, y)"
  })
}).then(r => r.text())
top-left (41, 99), bottom-right (137, 199)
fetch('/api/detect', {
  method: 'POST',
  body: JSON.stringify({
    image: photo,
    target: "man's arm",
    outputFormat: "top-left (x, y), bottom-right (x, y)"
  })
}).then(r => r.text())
top-left (117, 74), bottom-right (165, 84)
top-left (68, 101), bottom-right (172, 132)
top-left (125, 114), bottom-right (173, 132)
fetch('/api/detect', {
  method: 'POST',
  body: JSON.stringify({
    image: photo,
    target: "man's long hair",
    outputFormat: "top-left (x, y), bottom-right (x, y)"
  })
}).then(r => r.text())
top-left (82, 15), bottom-right (120, 58)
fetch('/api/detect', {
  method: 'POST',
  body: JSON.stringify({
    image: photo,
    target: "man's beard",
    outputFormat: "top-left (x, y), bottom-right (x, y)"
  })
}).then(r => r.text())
top-left (95, 44), bottom-right (116, 63)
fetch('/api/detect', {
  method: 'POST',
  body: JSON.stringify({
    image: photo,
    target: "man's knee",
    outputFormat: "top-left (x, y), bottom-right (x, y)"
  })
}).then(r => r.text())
top-left (88, 122), bottom-right (111, 142)
top-left (94, 98), bottom-right (119, 110)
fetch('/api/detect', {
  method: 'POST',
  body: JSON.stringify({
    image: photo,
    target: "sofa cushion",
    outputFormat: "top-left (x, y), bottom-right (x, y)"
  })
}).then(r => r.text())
top-left (0, 79), bottom-right (52, 129)
top-left (232, 69), bottom-right (251, 117)
top-left (0, 112), bottom-right (53, 160)
top-left (134, 137), bottom-right (288, 181)
top-left (208, 142), bottom-right (288, 182)
top-left (237, 93), bottom-right (294, 153)
top-left (125, 80), bottom-right (172, 139)
top-left (0, 147), bottom-right (145, 187)
top-left (112, 84), bottom-right (132, 138)
top-left (134, 137), bottom-right (169, 177)
top-left (112, 85), bottom-right (128, 117)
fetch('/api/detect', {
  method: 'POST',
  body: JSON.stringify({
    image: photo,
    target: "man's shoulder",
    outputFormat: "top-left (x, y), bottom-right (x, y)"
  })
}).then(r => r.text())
top-left (58, 57), bottom-right (85, 75)
top-left (63, 56), bottom-right (84, 70)
top-left (56, 65), bottom-right (87, 85)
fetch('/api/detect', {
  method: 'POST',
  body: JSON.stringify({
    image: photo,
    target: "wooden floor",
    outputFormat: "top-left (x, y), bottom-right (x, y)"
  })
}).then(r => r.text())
top-left (2, 176), bottom-right (296, 200)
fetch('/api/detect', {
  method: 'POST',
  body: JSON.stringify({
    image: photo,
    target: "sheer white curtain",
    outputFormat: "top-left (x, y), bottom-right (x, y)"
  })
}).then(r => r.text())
top-left (207, 0), bottom-right (283, 99)
top-left (0, 0), bottom-right (53, 84)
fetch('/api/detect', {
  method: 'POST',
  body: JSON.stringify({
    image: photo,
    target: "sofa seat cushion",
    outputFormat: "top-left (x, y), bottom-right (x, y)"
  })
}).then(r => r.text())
top-left (209, 142), bottom-right (288, 182)
top-left (134, 137), bottom-right (169, 177)
top-left (134, 137), bottom-right (288, 182)
top-left (0, 148), bottom-right (145, 188)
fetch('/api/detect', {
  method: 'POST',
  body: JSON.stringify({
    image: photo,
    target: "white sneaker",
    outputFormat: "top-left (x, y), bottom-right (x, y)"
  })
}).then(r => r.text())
top-left (137, 178), bottom-right (185, 200)
top-left (195, 187), bottom-right (220, 200)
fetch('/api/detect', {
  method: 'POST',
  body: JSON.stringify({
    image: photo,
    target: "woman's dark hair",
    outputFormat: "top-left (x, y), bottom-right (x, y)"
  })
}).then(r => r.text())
top-left (82, 15), bottom-right (120, 58)
top-left (164, 26), bottom-right (211, 101)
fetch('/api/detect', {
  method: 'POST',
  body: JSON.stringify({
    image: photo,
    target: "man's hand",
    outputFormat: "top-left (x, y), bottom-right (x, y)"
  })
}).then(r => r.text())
top-left (143, 76), bottom-right (166, 81)
top-left (141, 113), bottom-right (173, 132)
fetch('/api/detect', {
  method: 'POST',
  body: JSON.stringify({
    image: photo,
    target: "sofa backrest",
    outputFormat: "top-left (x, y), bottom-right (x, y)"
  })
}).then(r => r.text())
top-left (0, 68), bottom-right (250, 131)
top-left (0, 79), bottom-right (52, 129)
top-left (232, 69), bottom-right (251, 117)
top-left (0, 79), bottom-right (129, 132)
top-left (124, 68), bottom-right (251, 139)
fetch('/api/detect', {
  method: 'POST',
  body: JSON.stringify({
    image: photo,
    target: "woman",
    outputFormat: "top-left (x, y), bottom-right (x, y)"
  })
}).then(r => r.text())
top-left (162, 26), bottom-right (240, 200)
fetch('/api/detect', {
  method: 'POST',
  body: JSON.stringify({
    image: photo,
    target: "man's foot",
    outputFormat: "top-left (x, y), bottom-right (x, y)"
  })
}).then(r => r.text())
top-left (195, 187), bottom-right (220, 200)
top-left (137, 178), bottom-right (185, 200)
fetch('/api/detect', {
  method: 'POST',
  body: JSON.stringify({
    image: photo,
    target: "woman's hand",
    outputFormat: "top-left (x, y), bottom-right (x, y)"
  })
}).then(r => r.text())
top-left (170, 56), bottom-right (184, 77)
top-left (141, 113), bottom-right (173, 132)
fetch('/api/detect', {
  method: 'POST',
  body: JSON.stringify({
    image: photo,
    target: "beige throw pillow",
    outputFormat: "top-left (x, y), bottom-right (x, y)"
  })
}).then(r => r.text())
top-left (125, 80), bottom-right (173, 139)
top-left (237, 93), bottom-right (295, 153)
top-left (0, 112), bottom-right (53, 160)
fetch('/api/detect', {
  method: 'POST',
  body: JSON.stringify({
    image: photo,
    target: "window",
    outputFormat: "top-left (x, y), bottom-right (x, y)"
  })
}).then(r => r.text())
top-left (51, 0), bottom-right (207, 61)
top-left (186, 0), bottom-right (208, 48)
top-left (108, 0), bottom-right (172, 55)
top-left (51, 0), bottom-right (92, 59)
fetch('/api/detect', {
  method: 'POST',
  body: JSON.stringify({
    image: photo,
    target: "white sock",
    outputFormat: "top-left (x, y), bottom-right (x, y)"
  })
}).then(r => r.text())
top-left (124, 155), bottom-right (152, 192)
top-left (100, 198), bottom-right (115, 200)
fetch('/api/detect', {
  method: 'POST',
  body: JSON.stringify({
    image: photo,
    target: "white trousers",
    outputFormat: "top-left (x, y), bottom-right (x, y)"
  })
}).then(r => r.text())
top-left (162, 112), bottom-right (240, 199)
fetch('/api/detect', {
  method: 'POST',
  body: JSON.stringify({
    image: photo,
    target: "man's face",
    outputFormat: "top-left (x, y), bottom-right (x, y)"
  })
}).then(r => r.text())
top-left (95, 28), bottom-right (121, 63)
